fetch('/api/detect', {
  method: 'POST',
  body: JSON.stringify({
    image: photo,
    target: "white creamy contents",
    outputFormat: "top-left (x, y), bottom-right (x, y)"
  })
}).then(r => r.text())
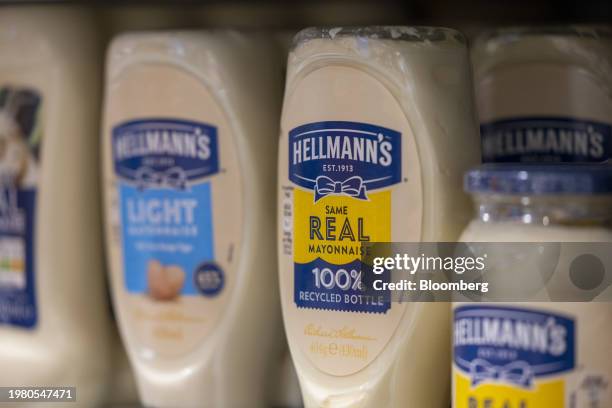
top-left (0, 6), bottom-right (112, 407)
top-left (103, 32), bottom-right (283, 407)
top-left (472, 27), bottom-right (612, 163)
top-left (279, 27), bottom-right (479, 407)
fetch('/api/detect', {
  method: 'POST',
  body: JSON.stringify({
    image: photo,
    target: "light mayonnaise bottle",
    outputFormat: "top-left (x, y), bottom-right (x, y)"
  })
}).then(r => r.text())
top-left (454, 165), bottom-right (612, 408)
top-left (102, 31), bottom-right (283, 408)
top-left (278, 27), bottom-right (480, 407)
top-left (0, 5), bottom-right (112, 407)
top-left (472, 26), bottom-right (612, 164)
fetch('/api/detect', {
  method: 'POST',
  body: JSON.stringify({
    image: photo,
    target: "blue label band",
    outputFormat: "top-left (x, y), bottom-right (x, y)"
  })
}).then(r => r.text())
top-left (294, 259), bottom-right (390, 314)
top-left (113, 118), bottom-right (219, 189)
top-left (481, 116), bottom-right (612, 163)
top-left (289, 121), bottom-right (402, 200)
top-left (0, 86), bottom-right (41, 329)
top-left (454, 305), bottom-right (576, 389)
top-left (114, 118), bottom-right (223, 299)
top-left (0, 187), bottom-right (37, 328)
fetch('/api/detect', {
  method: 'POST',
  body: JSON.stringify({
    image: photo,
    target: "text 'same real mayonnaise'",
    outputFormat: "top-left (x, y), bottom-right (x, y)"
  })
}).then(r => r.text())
top-left (102, 31), bottom-right (283, 407)
top-left (0, 5), bottom-right (112, 407)
top-left (455, 165), bottom-right (612, 408)
top-left (278, 27), bottom-right (480, 408)
top-left (472, 26), bottom-right (612, 164)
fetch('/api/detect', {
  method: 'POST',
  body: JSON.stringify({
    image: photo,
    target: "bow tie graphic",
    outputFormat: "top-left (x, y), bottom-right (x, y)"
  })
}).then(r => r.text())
top-left (135, 167), bottom-right (187, 190)
top-left (470, 359), bottom-right (534, 388)
top-left (314, 176), bottom-right (368, 202)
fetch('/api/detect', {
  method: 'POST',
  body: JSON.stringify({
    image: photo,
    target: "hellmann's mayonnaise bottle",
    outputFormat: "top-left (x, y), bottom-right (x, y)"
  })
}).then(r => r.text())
top-left (454, 164), bottom-right (612, 407)
top-left (278, 27), bottom-right (480, 407)
top-left (0, 5), bottom-right (112, 407)
top-left (472, 26), bottom-right (612, 164)
top-left (102, 31), bottom-right (284, 408)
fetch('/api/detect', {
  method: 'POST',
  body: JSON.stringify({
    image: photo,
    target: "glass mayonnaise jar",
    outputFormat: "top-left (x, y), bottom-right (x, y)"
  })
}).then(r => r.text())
top-left (102, 31), bottom-right (283, 407)
top-left (278, 27), bottom-right (480, 407)
top-left (455, 165), bottom-right (612, 408)
top-left (0, 6), bottom-right (113, 407)
top-left (472, 26), bottom-right (612, 163)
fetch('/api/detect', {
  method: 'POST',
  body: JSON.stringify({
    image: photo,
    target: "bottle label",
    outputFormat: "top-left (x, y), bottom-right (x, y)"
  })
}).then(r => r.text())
top-left (289, 121), bottom-right (401, 314)
top-left (453, 305), bottom-right (582, 407)
top-left (0, 86), bottom-right (41, 329)
top-left (279, 65), bottom-right (423, 376)
top-left (481, 117), bottom-right (612, 163)
top-left (113, 118), bottom-right (221, 299)
top-left (476, 63), bottom-right (612, 163)
top-left (107, 64), bottom-right (241, 357)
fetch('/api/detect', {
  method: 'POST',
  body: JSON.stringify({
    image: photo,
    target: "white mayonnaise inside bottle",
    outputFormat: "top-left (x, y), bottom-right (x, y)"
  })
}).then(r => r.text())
top-left (278, 27), bottom-right (480, 408)
top-left (455, 165), bottom-right (612, 408)
top-left (0, 6), bottom-right (112, 407)
top-left (102, 31), bottom-right (283, 407)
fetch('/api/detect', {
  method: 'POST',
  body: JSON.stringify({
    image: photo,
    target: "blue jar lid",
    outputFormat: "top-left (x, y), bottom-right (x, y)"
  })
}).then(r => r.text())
top-left (465, 164), bottom-right (612, 195)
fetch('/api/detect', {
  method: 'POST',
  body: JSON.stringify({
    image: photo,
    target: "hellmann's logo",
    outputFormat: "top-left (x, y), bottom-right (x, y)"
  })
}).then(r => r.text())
top-left (289, 121), bottom-right (401, 202)
top-left (481, 116), bottom-right (612, 163)
top-left (112, 118), bottom-right (219, 190)
top-left (454, 305), bottom-right (575, 389)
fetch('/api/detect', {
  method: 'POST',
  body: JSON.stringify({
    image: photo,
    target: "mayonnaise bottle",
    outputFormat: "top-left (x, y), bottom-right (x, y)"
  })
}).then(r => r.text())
top-left (472, 26), bottom-right (612, 163)
top-left (278, 27), bottom-right (480, 407)
top-left (455, 165), bottom-right (612, 407)
top-left (102, 31), bottom-right (283, 408)
top-left (0, 5), bottom-right (112, 407)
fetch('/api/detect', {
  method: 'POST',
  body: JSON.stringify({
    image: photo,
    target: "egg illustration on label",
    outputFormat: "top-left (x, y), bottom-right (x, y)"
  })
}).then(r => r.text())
top-left (147, 260), bottom-right (185, 301)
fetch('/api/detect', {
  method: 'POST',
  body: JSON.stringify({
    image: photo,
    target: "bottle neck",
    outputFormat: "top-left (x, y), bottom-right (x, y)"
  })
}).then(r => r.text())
top-left (473, 194), bottom-right (612, 227)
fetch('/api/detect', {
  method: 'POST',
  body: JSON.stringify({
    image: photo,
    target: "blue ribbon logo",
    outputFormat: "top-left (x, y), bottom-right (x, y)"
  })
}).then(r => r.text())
top-left (314, 175), bottom-right (368, 202)
top-left (135, 167), bottom-right (188, 190)
top-left (470, 359), bottom-right (534, 388)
